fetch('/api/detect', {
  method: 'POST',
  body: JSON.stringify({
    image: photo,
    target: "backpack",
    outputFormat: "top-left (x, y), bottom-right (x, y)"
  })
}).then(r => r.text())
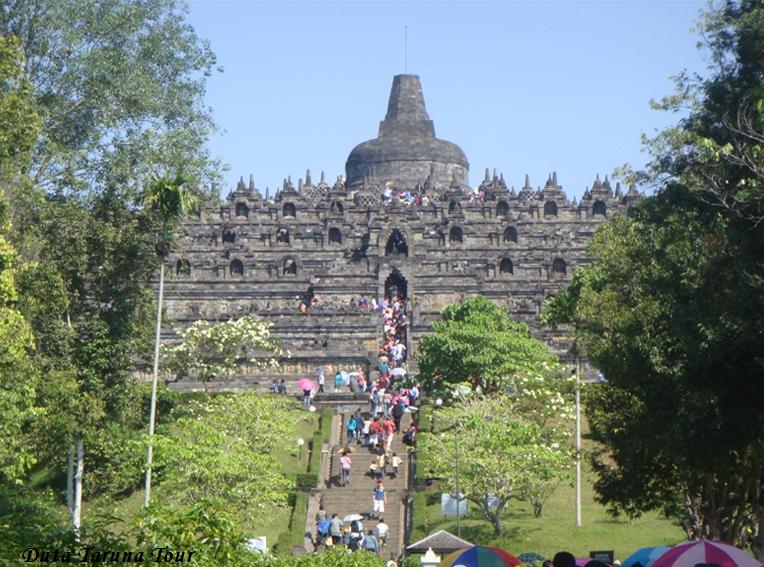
top-left (348, 538), bottom-right (360, 551)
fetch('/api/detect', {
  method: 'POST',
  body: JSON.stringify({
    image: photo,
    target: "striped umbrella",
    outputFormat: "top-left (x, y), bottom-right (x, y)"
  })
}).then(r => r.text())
top-left (440, 546), bottom-right (523, 567)
top-left (651, 540), bottom-right (760, 567)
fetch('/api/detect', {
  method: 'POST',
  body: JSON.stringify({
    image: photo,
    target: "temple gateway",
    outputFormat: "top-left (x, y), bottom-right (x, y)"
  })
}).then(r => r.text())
top-left (163, 74), bottom-right (639, 386)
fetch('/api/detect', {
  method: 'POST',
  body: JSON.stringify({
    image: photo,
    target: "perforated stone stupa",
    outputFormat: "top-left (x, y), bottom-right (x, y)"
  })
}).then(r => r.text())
top-left (161, 74), bottom-right (640, 387)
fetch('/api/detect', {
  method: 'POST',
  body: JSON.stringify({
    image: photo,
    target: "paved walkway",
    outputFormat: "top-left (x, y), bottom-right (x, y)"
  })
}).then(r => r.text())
top-left (307, 402), bottom-right (412, 561)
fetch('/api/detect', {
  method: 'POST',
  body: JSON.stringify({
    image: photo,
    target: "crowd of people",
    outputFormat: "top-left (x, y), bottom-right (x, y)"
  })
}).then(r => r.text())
top-left (313, 504), bottom-right (390, 555)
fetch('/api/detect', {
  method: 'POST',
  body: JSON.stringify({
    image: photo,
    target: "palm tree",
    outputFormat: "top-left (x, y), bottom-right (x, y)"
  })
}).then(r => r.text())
top-left (141, 174), bottom-right (199, 507)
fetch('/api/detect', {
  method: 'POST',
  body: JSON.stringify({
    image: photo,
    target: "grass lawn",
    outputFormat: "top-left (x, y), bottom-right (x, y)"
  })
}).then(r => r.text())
top-left (411, 469), bottom-right (683, 561)
top-left (410, 409), bottom-right (685, 561)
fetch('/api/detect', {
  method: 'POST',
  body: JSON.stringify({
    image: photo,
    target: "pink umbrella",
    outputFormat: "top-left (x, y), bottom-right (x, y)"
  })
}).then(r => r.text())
top-left (297, 378), bottom-right (316, 391)
top-left (651, 540), bottom-right (760, 567)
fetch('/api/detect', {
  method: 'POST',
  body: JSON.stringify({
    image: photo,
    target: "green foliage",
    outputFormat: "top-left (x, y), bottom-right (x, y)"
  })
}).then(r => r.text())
top-left (0, 0), bottom-right (222, 196)
top-left (419, 390), bottom-right (574, 535)
top-left (636, 1), bottom-right (764, 226)
top-left (83, 422), bottom-right (146, 499)
top-left (0, 34), bottom-right (41, 180)
top-left (545, 4), bottom-right (764, 554)
top-left (154, 394), bottom-right (297, 528)
top-left (307, 409), bottom-right (333, 475)
top-left (0, 227), bottom-right (39, 483)
top-left (295, 473), bottom-right (318, 489)
top-left (163, 316), bottom-right (284, 386)
top-left (275, 491), bottom-right (308, 553)
top-left (418, 295), bottom-right (559, 395)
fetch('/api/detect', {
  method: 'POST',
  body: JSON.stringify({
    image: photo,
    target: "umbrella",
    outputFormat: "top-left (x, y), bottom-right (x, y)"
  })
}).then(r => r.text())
top-left (441, 546), bottom-right (522, 567)
top-left (651, 540), bottom-right (760, 567)
top-left (623, 546), bottom-right (670, 567)
top-left (343, 513), bottom-right (363, 523)
top-left (297, 378), bottom-right (316, 391)
top-left (348, 371), bottom-right (361, 378)
top-left (391, 367), bottom-right (406, 376)
top-left (518, 553), bottom-right (545, 564)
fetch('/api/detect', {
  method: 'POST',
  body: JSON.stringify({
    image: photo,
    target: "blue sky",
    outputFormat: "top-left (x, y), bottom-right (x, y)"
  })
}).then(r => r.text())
top-left (186, 0), bottom-right (709, 200)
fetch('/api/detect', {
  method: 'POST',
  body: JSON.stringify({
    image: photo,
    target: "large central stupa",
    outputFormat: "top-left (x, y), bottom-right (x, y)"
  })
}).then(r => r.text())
top-left (345, 74), bottom-right (469, 190)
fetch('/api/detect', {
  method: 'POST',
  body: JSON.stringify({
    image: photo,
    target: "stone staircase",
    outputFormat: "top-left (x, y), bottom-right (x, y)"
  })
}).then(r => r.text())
top-left (308, 403), bottom-right (412, 561)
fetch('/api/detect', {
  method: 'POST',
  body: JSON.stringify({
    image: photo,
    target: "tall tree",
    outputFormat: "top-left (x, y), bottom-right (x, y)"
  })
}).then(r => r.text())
top-left (417, 295), bottom-right (558, 395)
top-left (0, 0), bottom-right (222, 197)
top-left (542, 3), bottom-right (764, 551)
top-left (419, 391), bottom-right (573, 535)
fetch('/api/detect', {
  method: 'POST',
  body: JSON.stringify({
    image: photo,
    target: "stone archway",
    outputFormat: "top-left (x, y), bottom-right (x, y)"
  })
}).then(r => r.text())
top-left (384, 268), bottom-right (408, 301)
top-left (385, 228), bottom-right (408, 256)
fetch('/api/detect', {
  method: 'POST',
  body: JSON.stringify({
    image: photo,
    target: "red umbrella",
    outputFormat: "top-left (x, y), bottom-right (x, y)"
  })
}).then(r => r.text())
top-left (297, 378), bottom-right (316, 391)
top-left (651, 540), bottom-right (760, 567)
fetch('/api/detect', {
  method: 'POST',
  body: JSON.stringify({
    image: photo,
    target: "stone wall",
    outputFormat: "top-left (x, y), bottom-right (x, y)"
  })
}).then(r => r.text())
top-left (162, 172), bottom-right (639, 384)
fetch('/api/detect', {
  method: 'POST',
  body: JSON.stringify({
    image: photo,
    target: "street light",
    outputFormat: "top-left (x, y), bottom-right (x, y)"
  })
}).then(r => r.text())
top-left (297, 438), bottom-right (305, 461)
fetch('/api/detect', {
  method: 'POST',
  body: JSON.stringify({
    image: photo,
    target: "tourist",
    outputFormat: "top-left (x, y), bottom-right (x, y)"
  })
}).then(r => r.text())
top-left (363, 529), bottom-right (379, 553)
top-left (269, 379), bottom-right (277, 394)
top-left (334, 370), bottom-right (343, 393)
top-left (375, 517), bottom-right (389, 550)
top-left (371, 388), bottom-right (381, 416)
top-left (391, 398), bottom-right (405, 432)
top-left (553, 552), bottom-right (577, 567)
top-left (383, 390), bottom-right (392, 418)
top-left (340, 451), bottom-right (352, 487)
top-left (317, 366), bottom-right (325, 393)
top-left (371, 479), bottom-right (387, 519)
top-left (329, 514), bottom-right (343, 546)
top-left (402, 423), bottom-right (417, 446)
top-left (302, 386), bottom-right (312, 407)
top-left (357, 370), bottom-right (367, 392)
top-left (277, 379), bottom-right (287, 395)
top-left (391, 453), bottom-right (402, 478)
top-left (315, 517), bottom-right (330, 547)
top-left (346, 413), bottom-right (357, 443)
top-left (362, 415), bottom-right (372, 446)
top-left (376, 450), bottom-right (387, 479)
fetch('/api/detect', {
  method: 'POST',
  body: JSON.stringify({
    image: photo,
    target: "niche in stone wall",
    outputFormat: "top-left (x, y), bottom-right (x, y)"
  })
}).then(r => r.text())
top-left (276, 227), bottom-right (290, 244)
top-left (593, 200), bottom-right (607, 216)
top-left (175, 259), bottom-right (191, 276)
top-left (283, 257), bottom-right (297, 276)
top-left (500, 258), bottom-right (514, 275)
top-left (385, 229), bottom-right (408, 256)
top-left (627, 206), bottom-right (637, 219)
top-left (496, 201), bottom-right (510, 217)
top-left (330, 200), bottom-right (344, 214)
top-left (235, 202), bottom-right (249, 218)
top-left (448, 200), bottom-right (462, 214)
top-left (230, 259), bottom-right (244, 276)
top-left (449, 226), bottom-right (464, 244)
top-left (223, 229), bottom-right (235, 244)
top-left (544, 201), bottom-right (558, 217)
top-left (552, 258), bottom-right (567, 275)
top-left (283, 202), bottom-right (296, 218)
top-left (503, 226), bottom-right (518, 244)
top-left (328, 227), bottom-right (342, 245)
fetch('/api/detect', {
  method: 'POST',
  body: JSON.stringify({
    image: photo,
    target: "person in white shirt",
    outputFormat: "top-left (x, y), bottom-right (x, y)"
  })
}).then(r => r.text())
top-left (374, 517), bottom-right (389, 549)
